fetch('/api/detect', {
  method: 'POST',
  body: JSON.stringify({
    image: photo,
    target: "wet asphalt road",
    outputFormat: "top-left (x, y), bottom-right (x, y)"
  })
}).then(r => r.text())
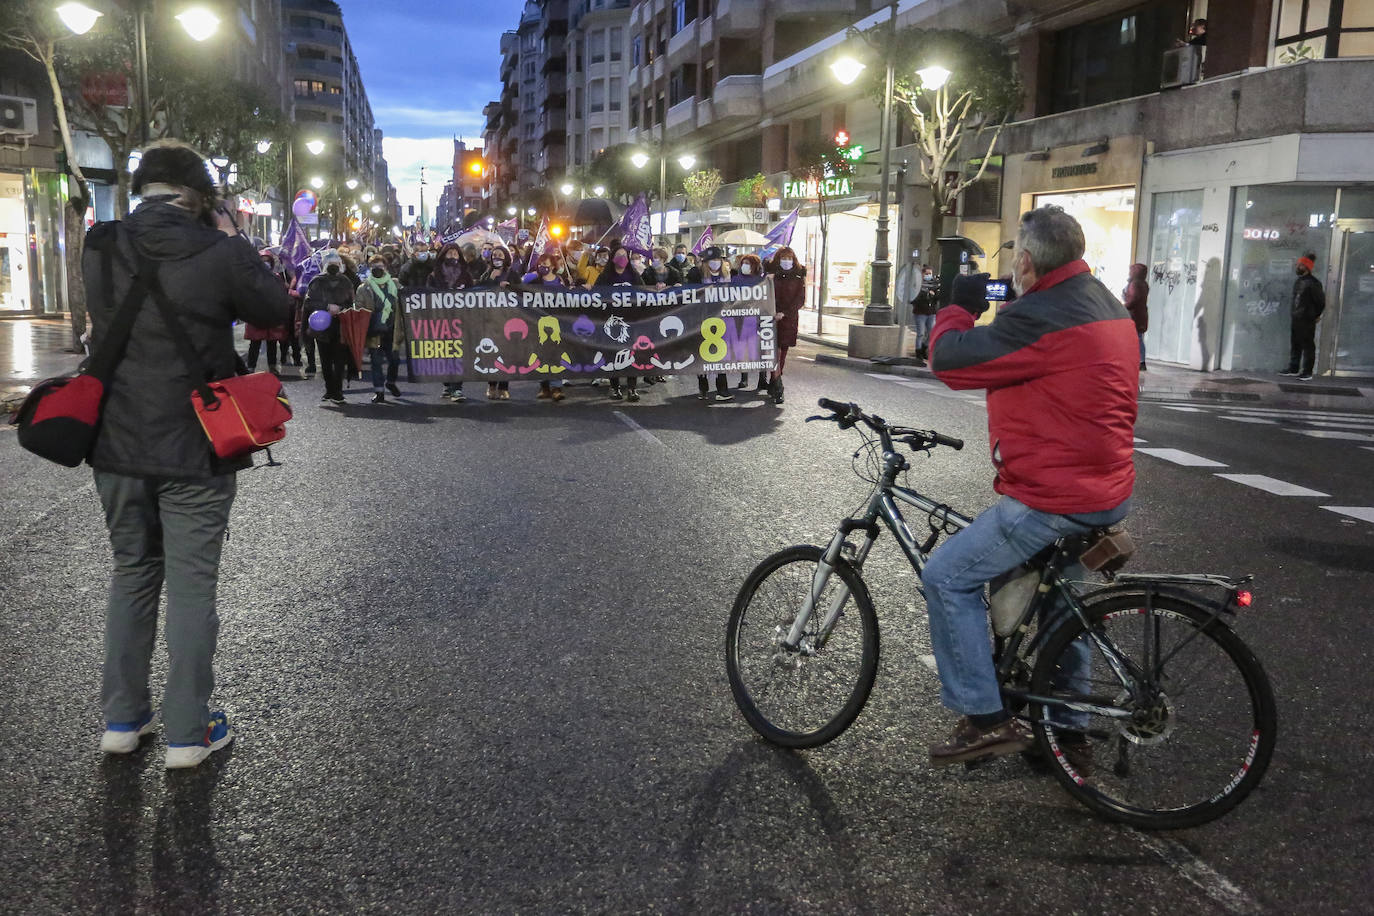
top-left (1, 346), bottom-right (1371, 915)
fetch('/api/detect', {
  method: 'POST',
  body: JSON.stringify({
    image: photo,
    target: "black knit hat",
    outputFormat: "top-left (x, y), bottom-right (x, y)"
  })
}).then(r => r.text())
top-left (130, 140), bottom-right (216, 198)
top-left (701, 246), bottom-right (723, 260)
top-left (951, 272), bottom-right (991, 310)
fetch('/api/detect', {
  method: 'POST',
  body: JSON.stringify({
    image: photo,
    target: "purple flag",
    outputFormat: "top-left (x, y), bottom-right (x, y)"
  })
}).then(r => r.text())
top-left (280, 219), bottom-right (317, 294)
top-left (759, 208), bottom-right (799, 260)
top-left (618, 192), bottom-right (652, 256)
top-left (691, 225), bottom-right (714, 254)
top-left (496, 217), bottom-right (518, 244)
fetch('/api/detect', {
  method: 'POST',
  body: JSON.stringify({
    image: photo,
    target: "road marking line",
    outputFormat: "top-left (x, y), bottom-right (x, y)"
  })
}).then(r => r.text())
top-left (1214, 474), bottom-right (1329, 497)
top-left (1213, 406), bottom-right (1374, 421)
top-left (1289, 417), bottom-right (1374, 429)
top-left (1285, 428), bottom-right (1374, 441)
top-left (612, 410), bottom-right (665, 447)
top-left (1358, 387), bottom-right (1374, 399)
top-left (1161, 405), bottom-right (1207, 412)
top-left (1219, 415), bottom-right (1278, 424)
top-left (1135, 447), bottom-right (1228, 467)
top-left (1133, 437), bottom-right (1147, 444)
top-left (795, 356), bottom-right (815, 362)
top-left (1132, 833), bottom-right (1264, 915)
top-left (1320, 506), bottom-right (1374, 524)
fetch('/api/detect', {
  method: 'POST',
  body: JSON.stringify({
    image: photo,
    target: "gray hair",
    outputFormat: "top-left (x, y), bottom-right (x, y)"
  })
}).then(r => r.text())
top-left (1017, 206), bottom-right (1086, 275)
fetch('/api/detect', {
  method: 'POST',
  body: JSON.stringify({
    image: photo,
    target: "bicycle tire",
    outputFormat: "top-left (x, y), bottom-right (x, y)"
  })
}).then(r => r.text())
top-left (726, 545), bottom-right (880, 748)
top-left (1029, 592), bottom-right (1277, 830)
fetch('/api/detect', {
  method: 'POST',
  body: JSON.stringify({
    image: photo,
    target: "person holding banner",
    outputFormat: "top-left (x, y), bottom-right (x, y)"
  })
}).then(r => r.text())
top-left (460, 243), bottom-right (488, 287)
top-left (641, 248), bottom-right (671, 289)
top-left (481, 247), bottom-right (517, 400)
top-left (768, 246), bottom-right (806, 405)
top-left (733, 254), bottom-right (770, 392)
top-left (595, 244), bottom-right (644, 402)
top-left (433, 243), bottom-right (468, 402)
top-left (530, 253), bottom-right (569, 402)
top-left (696, 247), bottom-right (734, 402)
top-left (667, 244), bottom-right (691, 285)
top-left (355, 254), bottom-right (404, 404)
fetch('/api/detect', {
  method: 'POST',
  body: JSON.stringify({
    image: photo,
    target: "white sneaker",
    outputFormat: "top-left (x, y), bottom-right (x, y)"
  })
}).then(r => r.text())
top-left (165, 712), bottom-right (235, 769)
top-left (100, 711), bottom-right (157, 754)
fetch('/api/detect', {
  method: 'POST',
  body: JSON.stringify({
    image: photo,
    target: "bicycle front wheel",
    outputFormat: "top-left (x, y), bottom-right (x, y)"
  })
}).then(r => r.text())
top-left (726, 545), bottom-right (879, 748)
top-left (1030, 593), bottom-right (1277, 830)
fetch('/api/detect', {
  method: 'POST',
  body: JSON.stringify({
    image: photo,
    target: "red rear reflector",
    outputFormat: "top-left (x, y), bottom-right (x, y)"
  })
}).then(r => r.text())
top-left (1235, 590), bottom-right (1253, 608)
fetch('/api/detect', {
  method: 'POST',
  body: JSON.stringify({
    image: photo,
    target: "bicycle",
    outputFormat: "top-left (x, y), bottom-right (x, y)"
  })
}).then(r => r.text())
top-left (725, 398), bottom-right (1277, 830)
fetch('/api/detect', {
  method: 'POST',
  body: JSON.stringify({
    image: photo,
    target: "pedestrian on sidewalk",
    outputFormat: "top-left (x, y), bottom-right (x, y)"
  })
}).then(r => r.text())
top-left (356, 254), bottom-right (403, 404)
top-left (84, 139), bottom-right (290, 768)
top-left (1123, 263), bottom-right (1149, 371)
top-left (304, 249), bottom-right (355, 405)
top-left (1281, 252), bottom-right (1325, 380)
top-left (922, 205), bottom-right (1137, 766)
top-left (696, 247), bottom-right (734, 402)
top-left (909, 265), bottom-right (939, 361)
top-left (767, 246), bottom-right (806, 405)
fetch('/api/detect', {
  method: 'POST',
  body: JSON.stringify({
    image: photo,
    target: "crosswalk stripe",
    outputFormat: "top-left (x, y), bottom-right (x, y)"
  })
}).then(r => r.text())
top-left (1214, 474), bottom-right (1329, 497)
top-left (1219, 415), bottom-right (1277, 425)
top-left (1321, 506), bottom-right (1374, 524)
top-left (1286, 429), bottom-right (1374, 441)
top-left (1161, 405), bottom-right (1206, 412)
top-left (1135, 448), bottom-right (1227, 467)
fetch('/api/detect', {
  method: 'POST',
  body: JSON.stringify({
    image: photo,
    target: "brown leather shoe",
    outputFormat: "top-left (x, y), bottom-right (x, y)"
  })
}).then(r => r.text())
top-left (929, 716), bottom-right (1033, 766)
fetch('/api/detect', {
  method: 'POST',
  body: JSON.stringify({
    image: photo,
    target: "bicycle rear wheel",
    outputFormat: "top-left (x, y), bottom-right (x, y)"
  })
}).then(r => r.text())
top-left (726, 545), bottom-right (879, 748)
top-left (1029, 593), bottom-right (1276, 830)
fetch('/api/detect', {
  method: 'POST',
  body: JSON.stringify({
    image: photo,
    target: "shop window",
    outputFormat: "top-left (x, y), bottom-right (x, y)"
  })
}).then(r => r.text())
top-left (960, 155), bottom-right (1002, 221)
top-left (1275, 0), bottom-right (1374, 59)
top-left (1145, 190), bottom-right (1204, 365)
top-left (1032, 187), bottom-right (1137, 295)
top-left (1221, 185), bottom-right (1337, 370)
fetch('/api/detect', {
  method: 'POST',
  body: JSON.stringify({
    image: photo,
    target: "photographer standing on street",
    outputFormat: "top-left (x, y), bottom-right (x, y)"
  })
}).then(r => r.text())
top-left (85, 140), bottom-right (291, 769)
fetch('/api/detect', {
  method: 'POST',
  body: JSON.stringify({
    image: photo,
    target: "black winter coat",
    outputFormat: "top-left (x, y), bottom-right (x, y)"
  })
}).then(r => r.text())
top-left (1292, 273), bottom-right (1325, 321)
top-left (84, 202), bottom-right (291, 478)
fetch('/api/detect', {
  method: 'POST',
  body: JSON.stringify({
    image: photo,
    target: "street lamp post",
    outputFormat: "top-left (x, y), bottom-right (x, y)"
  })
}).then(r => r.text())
top-left (632, 132), bottom-right (694, 247)
top-left (56, 2), bottom-right (220, 145)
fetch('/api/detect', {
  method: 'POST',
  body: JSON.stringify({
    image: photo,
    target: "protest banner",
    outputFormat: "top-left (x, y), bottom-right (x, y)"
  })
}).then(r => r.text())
top-left (401, 280), bottom-right (778, 383)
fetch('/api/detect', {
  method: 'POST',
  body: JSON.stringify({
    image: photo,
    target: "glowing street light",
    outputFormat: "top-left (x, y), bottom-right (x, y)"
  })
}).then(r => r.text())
top-left (345, 178), bottom-right (359, 190)
top-left (256, 139), bottom-right (272, 154)
top-left (310, 176), bottom-right (324, 189)
top-left (592, 185), bottom-right (605, 197)
top-left (55, 3), bottom-right (101, 36)
top-left (305, 139), bottom-right (326, 156)
top-left (677, 154), bottom-right (696, 170)
top-left (526, 207), bottom-right (536, 216)
top-left (559, 182), bottom-right (574, 196)
top-left (630, 151), bottom-right (651, 169)
top-left (506, 205), bottom-right (517, 215)
top-left (175, 7), bottom-right (220, 42)
top-left (361, 192), bottom-right (373, 203)
top-left (829, 56), bottom-right (866, 86)
top-left (917, 64), bottom-right (951, 90)
top-left (371, 204), bottom-right (381, 214)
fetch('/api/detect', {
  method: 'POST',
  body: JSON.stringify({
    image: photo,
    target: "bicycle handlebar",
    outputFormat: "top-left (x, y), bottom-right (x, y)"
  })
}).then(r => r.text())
top-left (811, 398), bottom-right (964, 452)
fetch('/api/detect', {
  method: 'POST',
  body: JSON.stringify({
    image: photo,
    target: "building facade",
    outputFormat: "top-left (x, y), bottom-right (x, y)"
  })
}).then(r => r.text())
top-left (566, 0), bottom-right (633, 170)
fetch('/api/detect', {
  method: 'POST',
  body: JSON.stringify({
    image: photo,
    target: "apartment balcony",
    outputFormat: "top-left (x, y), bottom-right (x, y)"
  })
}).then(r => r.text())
top-left (289, 25), bottom-right (343, 50)
top-left (667, 22), bottom-right (697, 67)
top-left (295, 91), bottom-right (344, 112)
top-left (772, 0), bottom-right (855, 19)
top-left (713, 0), bottom-right (762, 37)
top-left (1001, 58), bottom-right (1374, 157)
top-left (543, 54), bottom-right (568, 75)
top-left (666, 97), bottom-right (696, 136)
top-left (700, 74), bottom-right (760, 130)
top-left (293, 57), bottom-right (343, 80)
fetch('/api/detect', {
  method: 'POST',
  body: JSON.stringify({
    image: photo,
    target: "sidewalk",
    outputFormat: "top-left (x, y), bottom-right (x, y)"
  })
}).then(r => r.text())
top-left (0, 319), bottom-right (83, 417)
top-left (796, 309), bottom-right (863, 350)
top-left (813, 349), bottom-right (1374, 412)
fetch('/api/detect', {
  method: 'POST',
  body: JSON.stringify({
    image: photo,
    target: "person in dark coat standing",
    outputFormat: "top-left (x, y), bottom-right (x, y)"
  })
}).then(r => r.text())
top-left (768, 246), bottom-right (806, 405)
top-left (1282, 253), bottom-right (1325, 380)
top-left (304, 249), bottom-right (356, 404)
top-left (83, 140), bottom-right (290, 769)
top-left (595, 244), bottom-right (645, 401)
top-left (1122, 262), bottom-right (1149, 371)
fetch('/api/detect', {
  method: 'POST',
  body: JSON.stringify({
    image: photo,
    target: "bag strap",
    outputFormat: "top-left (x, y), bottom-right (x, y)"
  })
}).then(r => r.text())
top-left (85, 225), bottom-right (152, 382)
top-left (112, 248), bottom-right (220, 407)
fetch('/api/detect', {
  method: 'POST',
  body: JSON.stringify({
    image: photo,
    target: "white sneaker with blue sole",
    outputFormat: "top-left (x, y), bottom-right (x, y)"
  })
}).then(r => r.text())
top-left (165, 711), bottom-right (235, 769)
top-left (100, 711), bottom-right (158, 754)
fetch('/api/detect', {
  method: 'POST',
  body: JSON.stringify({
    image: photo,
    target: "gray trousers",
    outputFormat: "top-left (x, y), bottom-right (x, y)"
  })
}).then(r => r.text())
top-left (94, 471), bottom-right (236, 744)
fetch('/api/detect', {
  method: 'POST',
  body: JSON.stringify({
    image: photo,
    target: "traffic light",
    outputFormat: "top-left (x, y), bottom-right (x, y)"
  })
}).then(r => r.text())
top-left (550, 223), bottom-right (564, 238)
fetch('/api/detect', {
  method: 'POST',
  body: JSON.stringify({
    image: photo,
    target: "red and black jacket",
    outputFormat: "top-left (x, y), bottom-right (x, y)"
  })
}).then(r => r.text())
top-left (929, 260), bottom-right (1138, 514)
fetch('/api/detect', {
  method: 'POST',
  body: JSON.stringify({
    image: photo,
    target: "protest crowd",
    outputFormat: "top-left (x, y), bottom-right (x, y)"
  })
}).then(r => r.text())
top-left (250, 201), bottom-right (806, 407)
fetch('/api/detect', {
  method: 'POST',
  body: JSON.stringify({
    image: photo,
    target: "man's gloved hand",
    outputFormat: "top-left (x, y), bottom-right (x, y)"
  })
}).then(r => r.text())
top-left (950, 272), bottom-right (991, 318)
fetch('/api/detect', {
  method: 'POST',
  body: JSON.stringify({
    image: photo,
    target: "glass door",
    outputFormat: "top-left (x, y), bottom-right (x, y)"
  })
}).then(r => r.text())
top-left (0, 173), bottom-right (31, 312)
top-left (1332, 220), bottom-right (1374, 375)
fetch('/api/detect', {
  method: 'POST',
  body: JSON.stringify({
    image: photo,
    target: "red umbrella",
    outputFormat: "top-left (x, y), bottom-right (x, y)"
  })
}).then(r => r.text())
top-left (338, 308), bottom-right (372, 370)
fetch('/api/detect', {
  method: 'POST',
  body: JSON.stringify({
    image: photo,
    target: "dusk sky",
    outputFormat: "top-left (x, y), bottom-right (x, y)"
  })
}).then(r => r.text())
top-left (343, 1), bottom-right (511, 223)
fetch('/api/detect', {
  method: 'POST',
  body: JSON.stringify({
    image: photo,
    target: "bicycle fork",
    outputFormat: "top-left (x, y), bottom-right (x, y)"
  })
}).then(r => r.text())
top-left (781, 523), bottom-right (876, 653)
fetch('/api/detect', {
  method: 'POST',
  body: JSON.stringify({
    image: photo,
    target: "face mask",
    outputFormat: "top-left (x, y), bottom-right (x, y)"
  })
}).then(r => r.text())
top-left (326, 265), bottom-right (340, 275)
top-left (597, 255), bottom-right (609, 266)
top-left (370, 266), bottom-right (386, 278)
top-left (708, 259), bottom-right (722, 272)
top-left (418, 252), bottom-right (431, 261)
top-left (780, 259), bottom-right (793, 270)
top-left (537, 266), bottom-right (551, 275)
top-left (613, 255), bottom-right (629, 270)
top-left (739, 264), bottom-right (753, 275)
top-left (444, 258), bottom-right (462, 267)
top-left (674, 253), bottom-right (686, 263)
top-left (631, 258), bottom-right (645, 271)
top-left (492, 259), bottom-right (506, 269)
top-left (652, 259), bottom-right (664, 269)
top-left (481, 250), bottom-right (492, 260)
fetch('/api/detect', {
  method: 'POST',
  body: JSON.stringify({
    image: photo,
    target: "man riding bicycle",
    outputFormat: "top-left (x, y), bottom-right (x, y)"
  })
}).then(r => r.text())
top-left (922, 206), bottom-right (1139, 765)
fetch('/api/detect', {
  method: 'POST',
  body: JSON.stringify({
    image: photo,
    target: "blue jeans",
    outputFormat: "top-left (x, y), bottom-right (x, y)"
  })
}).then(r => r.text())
top-left (920, 495), bottom-right (1129, 720)
top-left (912, 314), bottom-right (935, 348)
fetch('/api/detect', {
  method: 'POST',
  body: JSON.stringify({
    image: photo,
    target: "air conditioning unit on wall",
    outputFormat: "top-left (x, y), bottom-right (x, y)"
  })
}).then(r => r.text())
top-left (0, 96), bottom-right (39, 138)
